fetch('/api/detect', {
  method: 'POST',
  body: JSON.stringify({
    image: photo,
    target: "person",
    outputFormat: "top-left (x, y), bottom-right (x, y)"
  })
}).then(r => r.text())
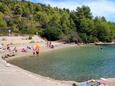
top-left (51, 45), bottom-right (54, 48)
top-left (0, 44), bottom-right (3, 49)
top-left (47, 41), bottom-right (49, 48)
top-left (49, 41), bottom-right (51, 48)
top-left (13, 47), bottom-right (17, 53)
top-left (32, 48), bottom-right (39, 55)
top-left (21, 48), bottom-right (27, 52)
top-left (100, 47), bottom-right (103, 50)
top-left (33, 43), bottom-right (40, 55)
top-left (72, 83), bottom-right (77, 86)
top-left (7, 44), bottom-right (10, 51)
top-left (27, 46), bottom-right (31, 50)
top-left (32, 48), bottom-right (36, 55)
top-left (36, 48), bottom-right (39, 55)
top-left (100, 78), bottom-right (110, 86)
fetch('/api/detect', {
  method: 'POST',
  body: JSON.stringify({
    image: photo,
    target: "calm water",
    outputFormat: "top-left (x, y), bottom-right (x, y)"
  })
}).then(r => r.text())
top-left (9, 45), bottom-right (115, 82)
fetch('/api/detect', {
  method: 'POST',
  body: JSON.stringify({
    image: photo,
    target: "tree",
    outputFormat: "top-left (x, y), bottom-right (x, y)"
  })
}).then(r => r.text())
top-left (79, 18), bottom-right (94, 35)
top-left (0, 2), bottom-right (10, 14)
top-left (0, 12), bottom-right (7, 27)
top-left (35, 11), bottom-right (49, 28)
top-left (101, 16), bottom-right (106, 22)
top-left (0, 1), bottom-right (114, 42)
top-left (60, 12), bottom-right (71, 34)
top-left (13, 4), bottom-right (22, 15)
top-left (22, 5), bottom-right (30, 17)
top-left (76, 5), bottom-right (93, 20)
top-left (71, 6), bottom-right (93, 34)
top-left (95, 20), bottom-right (111, 42)
top-left (43, 27), bottom-right (62, 41)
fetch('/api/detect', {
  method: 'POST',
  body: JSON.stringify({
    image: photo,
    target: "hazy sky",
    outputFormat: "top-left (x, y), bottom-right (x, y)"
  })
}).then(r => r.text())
top-left (31, 0), bottom-right (115, 22)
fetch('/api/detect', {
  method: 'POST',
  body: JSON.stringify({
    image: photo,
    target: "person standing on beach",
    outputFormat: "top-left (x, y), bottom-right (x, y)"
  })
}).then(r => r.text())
top-left (47, 41), bottom-right (49, 48)
top-left (49, 41), bottom-right (51, 48)
top-left (47, 41), bottom-right (51, 48)
top-left (33, 42), bottom-right (40, 55)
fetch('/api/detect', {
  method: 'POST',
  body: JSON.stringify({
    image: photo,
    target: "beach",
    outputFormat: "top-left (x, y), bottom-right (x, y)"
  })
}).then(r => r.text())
top-left (0, 35), bottom-right (79, 86)
top-left (0, 36), bottom-right (115, 86)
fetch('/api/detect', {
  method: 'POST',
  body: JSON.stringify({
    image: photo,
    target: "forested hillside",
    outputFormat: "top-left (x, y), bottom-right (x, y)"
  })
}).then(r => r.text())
top-left (0, 0), bottom-right (115, 43)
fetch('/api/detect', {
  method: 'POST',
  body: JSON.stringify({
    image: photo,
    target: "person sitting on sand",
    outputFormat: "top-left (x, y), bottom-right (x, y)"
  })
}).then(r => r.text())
top-left (21, 48), bottom-right (27, 52)
top-left (27, 46), bottom-right (31, 50)
top-left (47, 41), bottom-right (54, 48)
top-left (1, 55), bottom-right (8, 60)
top-left (72, 83), bottom-right (77, 86)
top-left (0, 43), bottom-right (3, 49)
top-left (13, 47), bottom-right (17, 53)
top-left (7, 44), bottom-right (11, 52)
top-left (50, 45), bottom-right (54, 48)
top-left (7, 52), bottom-right (15, 57)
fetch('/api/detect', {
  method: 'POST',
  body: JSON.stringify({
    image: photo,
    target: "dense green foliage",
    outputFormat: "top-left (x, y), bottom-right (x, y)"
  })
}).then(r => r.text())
top-left (0, 0), bottom-right (115, 42)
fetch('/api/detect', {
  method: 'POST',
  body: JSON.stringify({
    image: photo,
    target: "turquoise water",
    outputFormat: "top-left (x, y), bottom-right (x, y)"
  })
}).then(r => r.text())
top-left (9, 45), bottom-right (115, 82)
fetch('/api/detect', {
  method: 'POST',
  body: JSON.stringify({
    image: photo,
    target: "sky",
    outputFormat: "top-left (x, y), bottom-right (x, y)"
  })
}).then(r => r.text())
top-left (31, 0), bottom-right (115, 22)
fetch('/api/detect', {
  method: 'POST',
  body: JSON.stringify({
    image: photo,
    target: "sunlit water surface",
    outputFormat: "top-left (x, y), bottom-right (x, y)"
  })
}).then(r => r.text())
top-left (9, 45), bottom-right (115, 82)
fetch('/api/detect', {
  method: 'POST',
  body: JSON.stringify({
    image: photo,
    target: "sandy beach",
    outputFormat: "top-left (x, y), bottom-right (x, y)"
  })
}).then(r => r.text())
top-left (0, 36), bottom-right (80, 86)
top-left (0, 36), bottom-right (115, 86)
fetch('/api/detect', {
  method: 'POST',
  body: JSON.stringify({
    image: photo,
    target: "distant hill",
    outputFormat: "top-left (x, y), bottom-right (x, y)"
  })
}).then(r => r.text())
top-left (0, 0), bottom-right (115, 42)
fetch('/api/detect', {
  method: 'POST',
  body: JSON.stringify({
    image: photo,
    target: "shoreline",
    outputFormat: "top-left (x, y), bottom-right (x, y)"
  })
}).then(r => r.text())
top-left (6, 43), bottom-right (115, 85)
top-left (0, 42), bottom-right (81, 86)
top-left (6, 43), bottom-right (79, 61)
top-left (0, 36), bottom-right (115, 86)
top-left (94, 42), bottom-right (115, 45)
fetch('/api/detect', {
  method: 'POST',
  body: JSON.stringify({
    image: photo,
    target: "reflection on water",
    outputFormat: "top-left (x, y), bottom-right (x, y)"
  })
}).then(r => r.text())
top-left (9, 45), bottom-right (115, 82)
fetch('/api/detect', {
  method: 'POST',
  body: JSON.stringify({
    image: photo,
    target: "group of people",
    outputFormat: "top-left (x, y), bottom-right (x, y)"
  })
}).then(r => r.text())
top-left (21, 45), bottom-right (40, 55)
top-left (7, 44), bottom-right (17, 53)
top-left (80, 78), bottom-right (110, 86)
top-left (20, 43), bottom-right (40, 55)
top-left (1, 40), bottom-right (56, 60)
top-left (0, 42), bottom-right (41, 60)
top-left (1, 44), bottom-right (18, 59)
top-left (47, 41), bottom-right (54, 48)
